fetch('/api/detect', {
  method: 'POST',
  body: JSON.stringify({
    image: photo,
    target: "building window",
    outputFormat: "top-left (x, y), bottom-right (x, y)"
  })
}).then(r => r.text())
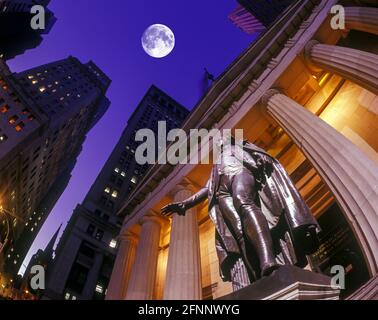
top-left (0, 105), bottom-right (9, 113)
top-left (111, 190), bottom-right (118, 198)
top-left (131, 176), bottom-right (137, 184)
top-left (109, 239), bottom-right (117, 248)
top-left (95, 284), bottom-right (103, 293)
top-left (95, 229), bottom-right (104, 241)
top-left (0, 134), bottom-right (8, 142)
top-left (104, 187), bottom-right (110, 193)
top-left (8, 115), bottom-right (19, 124)
top-left (86, 224), bottom-right (95, 236)
top-left (15, 122), bottom-right (25, 132)
top-left (114, 167), bottom-right (120, 173)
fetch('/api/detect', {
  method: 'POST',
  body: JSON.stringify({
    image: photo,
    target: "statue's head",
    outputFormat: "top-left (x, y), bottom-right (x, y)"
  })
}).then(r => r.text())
top-left (215, 132), bottom-right (234, 151)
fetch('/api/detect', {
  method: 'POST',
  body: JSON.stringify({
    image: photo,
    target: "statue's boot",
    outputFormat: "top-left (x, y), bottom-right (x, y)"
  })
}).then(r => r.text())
top-left (240, 204), bottom-right (279, 277)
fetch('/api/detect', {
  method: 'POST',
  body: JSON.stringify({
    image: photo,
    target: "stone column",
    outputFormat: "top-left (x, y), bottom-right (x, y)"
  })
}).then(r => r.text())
top-left (125, 211), bottom-right (164, 300)
top-left (163, 179), bottom-right (202, 300)
top-left (345, 7), bottom-right (378, 36)
top-left (304, 40), bottom-right (378, 95)
top-left (262, 89), bottom-right (378, 275)
top-left (105, 230), bottom-right (138, 300)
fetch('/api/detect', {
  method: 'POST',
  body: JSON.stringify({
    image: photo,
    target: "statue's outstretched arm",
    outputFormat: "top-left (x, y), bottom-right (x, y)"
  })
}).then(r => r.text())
top-left (161, 186), bottom-right (208, 217)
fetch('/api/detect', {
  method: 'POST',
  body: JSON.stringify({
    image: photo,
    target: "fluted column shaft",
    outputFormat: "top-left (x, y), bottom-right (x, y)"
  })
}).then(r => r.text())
top-left (163, 182), bottom-right (202, 300)
top-left (305, 41), bottom-right (378, 95)
top-left (263, 90), bottom-right (378, 275)
top-left (105, 231), bottom-right (138, 300)
top-left (345, 7), bottom-right (378, 35)
top-left (125, 213), bottom-right (163, 300)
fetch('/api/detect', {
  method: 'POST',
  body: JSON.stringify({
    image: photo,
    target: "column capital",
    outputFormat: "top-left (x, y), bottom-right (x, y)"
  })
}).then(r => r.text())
top-left (169, 177), bottom-right (196, 197)
top-left (139, 210), bottom-right (168, 227)
top-left (119, 229), bottom-right (139, 244)
top-left (304, 39), bottom-right (320, 60)
top-left (302, 41), bottom-right (378, 95)
top-left (303, 40), bottom-right (323, 72)
top-left (261, 88), bottom-right (282, 107)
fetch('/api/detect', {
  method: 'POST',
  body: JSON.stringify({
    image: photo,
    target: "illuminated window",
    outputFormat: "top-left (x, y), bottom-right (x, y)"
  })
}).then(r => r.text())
top-left (109, 239), bottom-right (117, 248)
top-left (64, 293), bottom-right (70, 300)
top-left (114, 167), bottom-right (120, 173)
top-left (121, 171), bottom-right (126, 177)
top-left (0, 134), bottom-right (7, 142)
top-left (39, 86), bottom-right (46, 92)
top-left (27, 75), bottom-right (34, 79)
top-left (15, 122), bottom-right (25, 132)
top-left (95, 284), bottom-right (103, 293)
top-left (131, 176), bottom-right (137, 184)
top-left (8, 115), bottom-right (18, 124)
top-left (0, 105), bottom-right (9, 113)
top-left (104, 187), bottom-right (110, 193)
top-left (111, 190), bottom-right (118, 198)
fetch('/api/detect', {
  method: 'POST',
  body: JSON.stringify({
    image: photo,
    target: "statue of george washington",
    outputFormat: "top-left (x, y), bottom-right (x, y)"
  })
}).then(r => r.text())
top-left (161, 135), bottom-right (320, 291)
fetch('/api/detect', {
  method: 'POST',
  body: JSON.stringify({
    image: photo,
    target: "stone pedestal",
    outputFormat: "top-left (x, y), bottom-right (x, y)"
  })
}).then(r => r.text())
top-left (218, 266), bottom-right (340, 300)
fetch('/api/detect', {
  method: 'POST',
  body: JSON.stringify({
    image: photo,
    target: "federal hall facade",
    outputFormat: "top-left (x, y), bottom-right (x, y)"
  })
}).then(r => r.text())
top-left (107, 0), bottom-right (378, 300)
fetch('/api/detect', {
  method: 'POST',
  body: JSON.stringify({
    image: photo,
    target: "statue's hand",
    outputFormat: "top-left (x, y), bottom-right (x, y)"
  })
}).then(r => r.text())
top-left (161, 202), bottom-right (186, 217)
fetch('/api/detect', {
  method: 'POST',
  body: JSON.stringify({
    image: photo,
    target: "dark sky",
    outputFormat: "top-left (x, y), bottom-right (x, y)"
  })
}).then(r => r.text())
top-left (9, 0), bottom-right (253, 274)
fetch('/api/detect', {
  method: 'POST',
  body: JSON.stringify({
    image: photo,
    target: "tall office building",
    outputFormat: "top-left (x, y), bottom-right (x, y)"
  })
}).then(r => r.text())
top-left (0, 56), bottom-right (111, 275)
top-left (229, 0), bottom-right (296, 35)
top-left (237, 0), bottom-right (295, 28)
top-left (43, 85), bottom-right (189, 300)
top-left (228, 5), bottom-right (266, 35)
top-left (0, 0), bottom-right (56, 60)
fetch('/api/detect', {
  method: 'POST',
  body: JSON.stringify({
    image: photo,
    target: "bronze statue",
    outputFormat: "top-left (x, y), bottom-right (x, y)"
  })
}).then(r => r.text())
top-left (162, 135), bottom-right (320, 290)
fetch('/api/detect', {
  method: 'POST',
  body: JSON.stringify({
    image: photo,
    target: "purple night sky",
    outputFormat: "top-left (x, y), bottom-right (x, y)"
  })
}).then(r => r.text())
top-left (8, 0), bottom-right (254, 274)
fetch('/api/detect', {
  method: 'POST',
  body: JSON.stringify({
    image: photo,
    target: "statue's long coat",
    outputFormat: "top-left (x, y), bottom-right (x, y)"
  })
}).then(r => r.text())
top-left (206, 141), bottom-right (319, 282)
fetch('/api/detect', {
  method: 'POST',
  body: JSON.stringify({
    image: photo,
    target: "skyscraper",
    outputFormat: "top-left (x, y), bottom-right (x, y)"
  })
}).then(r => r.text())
top-left (237, 0), bottom-right (295, 28)
top-left (43, 85), bottom-right (189, 300)
top-left (0, 56), bottom-right (111, 275)
top-left (228, 5), bottom-right (266, 35)
top-left (0, 0), bottom-right (57, 60)
top-left (229, 0), bottom-right (297, 35)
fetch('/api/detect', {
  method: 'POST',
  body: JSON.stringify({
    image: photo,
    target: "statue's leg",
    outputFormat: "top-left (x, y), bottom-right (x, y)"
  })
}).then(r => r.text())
top-left (218, 195), bottom-right (256, 281)
top-left (232, 170), bottom-right (279, 277)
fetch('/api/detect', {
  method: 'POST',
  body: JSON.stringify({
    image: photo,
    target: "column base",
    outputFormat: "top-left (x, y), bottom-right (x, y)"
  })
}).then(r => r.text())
top-left (217, 266), bottom-right (340, 300)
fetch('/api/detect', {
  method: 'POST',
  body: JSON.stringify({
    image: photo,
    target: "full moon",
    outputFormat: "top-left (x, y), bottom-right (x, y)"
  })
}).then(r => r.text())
top-left (141, 24), bottom-right (175, 58)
